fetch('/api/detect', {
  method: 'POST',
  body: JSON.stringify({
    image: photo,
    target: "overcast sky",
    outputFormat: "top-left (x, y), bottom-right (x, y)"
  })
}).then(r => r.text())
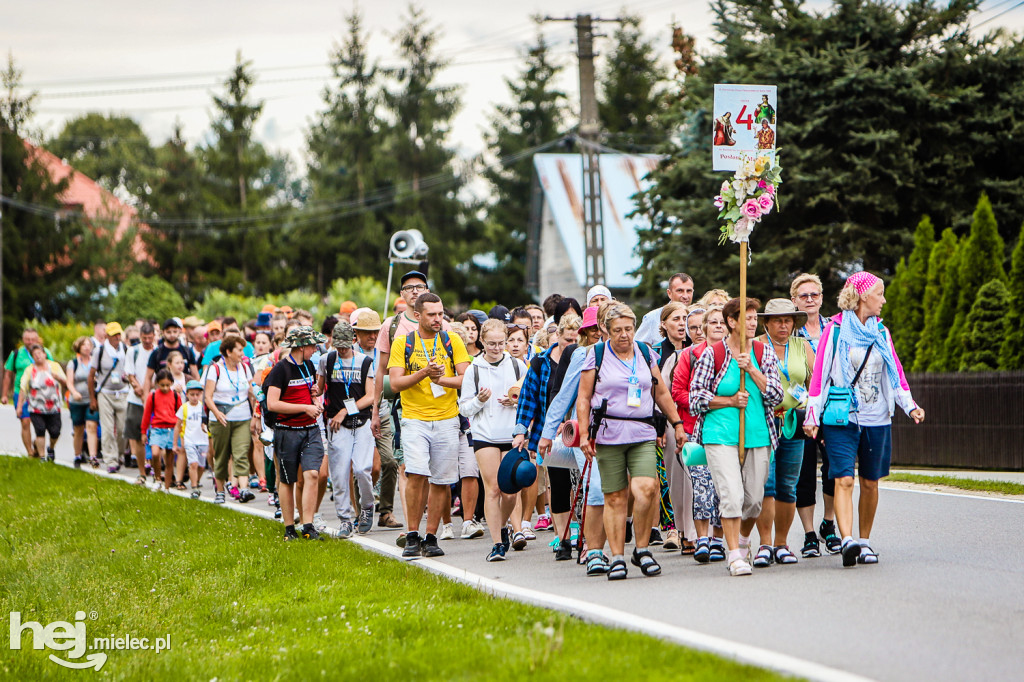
top-left (6, 0), bottom-right (1023, 169)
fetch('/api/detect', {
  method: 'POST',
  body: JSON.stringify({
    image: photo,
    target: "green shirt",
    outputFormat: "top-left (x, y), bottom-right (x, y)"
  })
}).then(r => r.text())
top-left (702, 353), bottom-right (771, 448)
top-left (5, 347), bottom-right (54, 396)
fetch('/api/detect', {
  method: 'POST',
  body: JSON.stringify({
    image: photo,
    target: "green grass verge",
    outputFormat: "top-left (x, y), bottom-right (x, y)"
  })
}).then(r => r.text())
top-left (886, 473), bottom-right (1024, 496)
top-left (0, 457), bottom-right (790, 681)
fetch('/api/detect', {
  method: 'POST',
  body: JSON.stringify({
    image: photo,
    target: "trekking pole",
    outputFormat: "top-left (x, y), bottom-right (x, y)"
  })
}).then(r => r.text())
top-left (562, 457), bottom-right (591, 546)
top-left (576, 460), bottom-right (593, 564)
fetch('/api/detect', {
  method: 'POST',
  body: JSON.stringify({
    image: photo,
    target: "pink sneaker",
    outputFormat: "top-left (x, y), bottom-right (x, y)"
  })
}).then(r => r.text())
top-left (534, 515), bottom-right (552, 532)
top-left (226, 483), bottom-right (241, 500)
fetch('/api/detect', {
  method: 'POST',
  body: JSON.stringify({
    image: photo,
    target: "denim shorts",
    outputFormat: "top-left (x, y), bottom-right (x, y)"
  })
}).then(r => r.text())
top-left (821, 423), bottom-right (892, 481)
top-left (148, 427), bottom-right (175, 450)
top-left (764, 434), bottom-right (805, 504)
top-left (69, 403), bottom-right (100, 426)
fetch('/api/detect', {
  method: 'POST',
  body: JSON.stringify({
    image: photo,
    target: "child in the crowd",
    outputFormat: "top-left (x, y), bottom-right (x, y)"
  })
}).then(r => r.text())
top-left (141, 369), bottom-right (182, 491)
top-left (166, 350), bottom-right (188, 393)
top-left (175, 379), bottom-right (209, 499)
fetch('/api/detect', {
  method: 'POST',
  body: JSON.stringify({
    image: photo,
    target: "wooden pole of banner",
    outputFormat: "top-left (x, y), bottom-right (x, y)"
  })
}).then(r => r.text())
top-left (738, 240), bottom-right (747, 466)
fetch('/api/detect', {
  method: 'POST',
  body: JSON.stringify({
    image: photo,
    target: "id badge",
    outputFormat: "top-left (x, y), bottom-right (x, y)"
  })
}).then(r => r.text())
top-left (343, 398), bottom-right (358, 414)
top-left (788, 384), bottom-right (807, 404)
top-left (430, 382), bottom-right (447, 398)
top-left (627, 384), bottom-right (642, 408)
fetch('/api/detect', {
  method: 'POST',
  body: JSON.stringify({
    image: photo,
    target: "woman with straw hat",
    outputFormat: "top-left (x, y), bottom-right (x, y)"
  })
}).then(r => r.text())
top-left (751, 299), bottom-right (814, 567)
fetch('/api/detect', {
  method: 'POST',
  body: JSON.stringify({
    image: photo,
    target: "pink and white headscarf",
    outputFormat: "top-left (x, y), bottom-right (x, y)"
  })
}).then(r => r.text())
top-left (845, 271), bottom-right (882, 297)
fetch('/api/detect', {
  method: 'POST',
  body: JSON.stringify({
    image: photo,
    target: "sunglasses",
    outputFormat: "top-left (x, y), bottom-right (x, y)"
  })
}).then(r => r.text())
top-left (507, 323), bottom-right (529, 331)
top-left (796, 292), bottom-right (822, 300)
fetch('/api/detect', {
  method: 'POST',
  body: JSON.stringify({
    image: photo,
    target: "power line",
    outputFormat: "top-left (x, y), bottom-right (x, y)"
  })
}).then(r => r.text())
top-left (972, 0), bottom-right (1024, 26)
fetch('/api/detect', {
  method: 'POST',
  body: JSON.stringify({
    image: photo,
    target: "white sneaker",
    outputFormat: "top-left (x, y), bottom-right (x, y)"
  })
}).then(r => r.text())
top-left (313, 513), bottom-right (328, 534)
top-left (439, 523), bottom-right (455, 540)
top-left (473, 520), bottom-right (487, 538)
top-left (729, 559), bottom-right (753, 576)
top-left (149, 480), bottom-right (162, 492)
top-left (521, 521), bottom-right (537, 540)
top-left (461, 520), bottom-right (483, 539)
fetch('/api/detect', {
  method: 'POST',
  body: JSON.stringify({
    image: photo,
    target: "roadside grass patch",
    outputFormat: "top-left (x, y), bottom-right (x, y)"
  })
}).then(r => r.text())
top-left (0, 457), bottom-right (790, 681)
top-left (886, 473), bottom-right (1024, 496)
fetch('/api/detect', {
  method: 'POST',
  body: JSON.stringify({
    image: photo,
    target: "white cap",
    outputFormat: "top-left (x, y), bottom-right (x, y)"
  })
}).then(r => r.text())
top-left (586, 285), bottom-right (612, 306)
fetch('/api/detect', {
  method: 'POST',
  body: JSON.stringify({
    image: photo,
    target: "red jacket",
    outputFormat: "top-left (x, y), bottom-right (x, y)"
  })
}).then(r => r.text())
top-left (670, 341), bottom-right (707, 436)
top-left (142, 389), bottom-right (181, 431)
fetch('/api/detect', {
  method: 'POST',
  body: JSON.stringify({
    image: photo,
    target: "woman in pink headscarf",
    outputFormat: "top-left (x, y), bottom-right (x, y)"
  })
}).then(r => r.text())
top-left (804, 272), bottom-right (925, 568)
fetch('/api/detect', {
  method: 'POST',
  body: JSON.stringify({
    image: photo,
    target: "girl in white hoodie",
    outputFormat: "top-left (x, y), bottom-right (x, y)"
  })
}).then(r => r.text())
top-left (459, 319), bottom-right (529, 561)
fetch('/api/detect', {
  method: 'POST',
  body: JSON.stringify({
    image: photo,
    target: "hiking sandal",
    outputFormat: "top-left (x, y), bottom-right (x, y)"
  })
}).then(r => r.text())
top-left (857, 546), bottom-right (879, 564)
top-left (774, 545), bottom-right (798, 564)
top-left (680, 541), bottom-right (696, 556)
top-left (607, 559), bottom-right (628, 581)
top-left (693, 538), bottom-right (711, 563)
top-left (586, 552), bottom-right (610, 576)
top-left (135, 475), bottom-right (147, 486)
top-left (753, 545), bottom-right (774, 568)
top-left (631, 548), bottom-right (662, 576)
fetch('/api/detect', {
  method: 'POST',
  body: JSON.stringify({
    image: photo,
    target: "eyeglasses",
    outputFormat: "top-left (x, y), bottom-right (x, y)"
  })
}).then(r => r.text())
top-left (484, 341), bottom-right (506, 349)
top-left (796, 292), bottom-right (822, 301)
top-left (401, 284), bottom-right (428, 292)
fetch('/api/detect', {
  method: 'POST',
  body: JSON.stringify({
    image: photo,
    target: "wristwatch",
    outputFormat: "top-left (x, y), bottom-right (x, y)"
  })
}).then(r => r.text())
top-left (671, 420), bottom-right (683, 428)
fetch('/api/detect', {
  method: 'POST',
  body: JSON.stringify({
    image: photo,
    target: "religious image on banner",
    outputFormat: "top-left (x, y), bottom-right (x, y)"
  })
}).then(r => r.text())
top-left (712, 84), bottom-right (777, 171)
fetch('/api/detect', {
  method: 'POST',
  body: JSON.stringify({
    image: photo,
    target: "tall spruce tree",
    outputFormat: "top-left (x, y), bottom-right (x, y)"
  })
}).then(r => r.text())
top-left (947, 194), bottom-right (1006, 370)
top-left (478, 30), bottom-right (567, 303)
top-left (913, 227), bottom-right (957, 372)
top-left (305, 8), bottom-right (390, 294)
top-left (888, 216), bottom-right (934, 366)
top-left (200, 52), bottom-right (275, 291)
top-left (919, 234), bottom-right (962, 372)
top-left (597, 15), bottom-right (669, 152)
top-left (381, 5), bottom-right (469, 301)
top-left (634, 0), bottom-right (1024, 303)
top-left (960, 279), bottom-right (1010, 372)
top-left (999, 222), bottom-right (1024, 370)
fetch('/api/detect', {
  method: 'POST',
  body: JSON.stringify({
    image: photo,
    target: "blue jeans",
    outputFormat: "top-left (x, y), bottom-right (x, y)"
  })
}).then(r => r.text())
top-left (764, 436), bottom-right (804, 504)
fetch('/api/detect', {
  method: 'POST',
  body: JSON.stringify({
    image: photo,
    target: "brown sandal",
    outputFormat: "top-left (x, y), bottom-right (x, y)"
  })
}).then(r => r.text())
top-left (681, 541), bottom-right (697, 556)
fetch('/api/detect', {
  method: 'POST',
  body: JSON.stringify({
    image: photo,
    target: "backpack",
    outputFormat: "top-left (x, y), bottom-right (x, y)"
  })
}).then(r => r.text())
top-left (470, 356), bottom-right (522, 395)
top-left (94, 342), bottom-right (127, 392)
top-left (709, 340), bottom-right (766, 375)
top-left (589, 341), bottom-right (667, 437)
top-left (325, 351), bottom-right (372, 394)
top-left (593, 341), bottom-right (657, 385)
top-left (403, 331), bottom-right (455, 373)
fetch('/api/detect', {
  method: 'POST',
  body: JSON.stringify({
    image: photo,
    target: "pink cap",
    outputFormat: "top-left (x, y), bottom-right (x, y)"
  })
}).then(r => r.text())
top-left (845, 271), bottom-right (882, 297)
top-left (581, 306), bottom-right (599, 329)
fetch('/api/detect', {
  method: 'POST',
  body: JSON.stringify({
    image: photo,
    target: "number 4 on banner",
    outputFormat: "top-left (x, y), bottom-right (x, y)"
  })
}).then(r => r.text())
top-left (736, 105), bottom-right (754, 131)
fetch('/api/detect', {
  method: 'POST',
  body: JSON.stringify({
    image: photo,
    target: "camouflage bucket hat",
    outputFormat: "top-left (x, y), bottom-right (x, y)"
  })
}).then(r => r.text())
top-left (332, 321), bottom-right (355, 349)
top-left (281, 325), bottom-right (326, 349)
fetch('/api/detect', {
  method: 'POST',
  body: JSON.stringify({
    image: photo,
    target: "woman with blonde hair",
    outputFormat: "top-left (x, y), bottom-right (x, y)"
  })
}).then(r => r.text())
top-left (577, 302), bottom-right (687, 580)
top-left (804, 272), bottom-right (924, 567)
top-left (67, 336), bottom-right (99, 467)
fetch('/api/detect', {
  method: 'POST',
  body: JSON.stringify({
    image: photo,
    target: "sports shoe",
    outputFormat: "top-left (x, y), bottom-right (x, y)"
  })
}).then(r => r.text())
top-left (357, 508), bottom-right (374, 535)
top-left (501, 526), bottom-right (511, 553)
top-left (534, 514), bottom-right (552, 532)
top-left (267, 493), bottom-right (277, 507)
top-left (273, 506), bottom-right (282, 520)
top-left (820, 519), bottom-right (842, 555)
top-left (649, 527), bottom-right (664, 546)
top-left (421, 534), bottom-right (445, 558)
top-left (663, 529), bottom-right (680, 551)
top-left (438, 523), bottom-right (455, 541)
top-left (378, 512), bottom-right (403, 528)
top-left (227, 483), bottom-right (241, 501)
top-left (45, 447), bottom-right (55, 462)
top-left (238, 489), bottom-right (255, 503)
top-left (554, 539), bottom-right (573, 561)
top-left (107, 466), bottom-right (119, 474)
top-left (801, 531), bottom-right (822, 558)
top-left (283, 527), bottom-right (300, 541)
top-left (511, 531), bottom-right (528, 551)
top-left (729, 558), bottom-right (753, 576)
top-left (401, 533), bottom-right (419, 557)
top-left (248, 474), bottom-right (260, 489)
top-left (190, 490), bottom-right (201, 500)
top-left (486, 543), bottom-right (507, 562)
top-left (337, 521), bottom-right (354, 539)
top-left (302, 526), bottom-right (325, 541)
top-left (150, 480), bottom-right (163, 492)
top-left (521, 521), bottom-right (537, 540)
top-left (73, 455), bottom-right (84, 468)
top-left (461, 520), bottom-right (483, 539)
top-left (213, 492), bottom-right (226, 504)
top-left (313, 513), bottom-right (328, 534)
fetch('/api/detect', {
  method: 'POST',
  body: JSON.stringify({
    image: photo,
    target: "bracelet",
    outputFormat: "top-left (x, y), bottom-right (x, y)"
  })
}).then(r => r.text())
top-left (672, 420), bottom-right (683, 428)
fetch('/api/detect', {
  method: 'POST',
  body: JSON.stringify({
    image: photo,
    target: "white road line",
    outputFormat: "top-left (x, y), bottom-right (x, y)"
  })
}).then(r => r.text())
top-left (878, 485), bottom-right (1024, 504)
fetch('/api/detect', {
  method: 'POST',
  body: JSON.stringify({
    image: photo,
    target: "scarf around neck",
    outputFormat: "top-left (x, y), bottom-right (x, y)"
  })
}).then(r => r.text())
top-left (835, 311), bottom-right (899, 391)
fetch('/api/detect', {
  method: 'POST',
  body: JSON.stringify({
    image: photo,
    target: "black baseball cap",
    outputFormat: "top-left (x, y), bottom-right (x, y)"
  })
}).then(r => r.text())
top-left (163, 318), bottom-right (183, 330)
top-left (400, 270), bottom-right (428, 286)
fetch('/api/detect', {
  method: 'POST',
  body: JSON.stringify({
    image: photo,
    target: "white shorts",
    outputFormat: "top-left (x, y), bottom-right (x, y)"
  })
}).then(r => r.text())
top-left (184, 442), bottom-right (208, 467)
top-left (401, 416), bottom-right (460, 485)
top-left (459, 432), bottom-right (480, 479)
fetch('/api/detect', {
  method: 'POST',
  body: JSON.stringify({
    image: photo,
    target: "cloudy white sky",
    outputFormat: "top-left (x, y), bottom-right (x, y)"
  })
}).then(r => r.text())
top-left (6, 0), bottom-right (1023, 169)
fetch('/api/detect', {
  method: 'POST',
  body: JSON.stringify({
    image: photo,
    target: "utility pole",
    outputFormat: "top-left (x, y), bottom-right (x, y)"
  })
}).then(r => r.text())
top-left (544, 13), bottom-right (622, 287)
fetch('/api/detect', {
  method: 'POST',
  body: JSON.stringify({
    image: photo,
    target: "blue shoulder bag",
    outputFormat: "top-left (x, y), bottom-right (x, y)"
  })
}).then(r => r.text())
top-left (821, 329), bottom-right (872, 428)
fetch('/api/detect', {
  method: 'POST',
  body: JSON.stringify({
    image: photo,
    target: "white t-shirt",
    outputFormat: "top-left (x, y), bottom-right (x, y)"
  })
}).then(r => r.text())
top-left (849, 347), bottom-right (889, 427)
top-left (204, 361), bottom-right (253, 422)
top-left (90, 341), bottom-right (128, 395)
top-left (124, 344), bottom-right (155, 406)
top-left (175, 401), bottom-right (208, 447)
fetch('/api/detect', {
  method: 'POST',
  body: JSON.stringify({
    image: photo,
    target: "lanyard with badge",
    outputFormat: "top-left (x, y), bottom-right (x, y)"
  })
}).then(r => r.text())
top-left (420, 333), bottom-right (447, 398)
top-left (336, 354), bottom-right (360, 415)
top-left (613, 344), bottom-right (643, 408)
top-left (291, 355), bottom-right (314, 399)
top-left (778, 341), bottom-right (807, 405)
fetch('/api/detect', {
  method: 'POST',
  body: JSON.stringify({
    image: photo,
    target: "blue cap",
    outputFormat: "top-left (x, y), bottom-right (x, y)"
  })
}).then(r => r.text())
top-left (256, 312), bottom-right (272, 328)
top-left (497, 446), bottom-right (537, 494)
top-left (185, 380), bottom-right (203, 392)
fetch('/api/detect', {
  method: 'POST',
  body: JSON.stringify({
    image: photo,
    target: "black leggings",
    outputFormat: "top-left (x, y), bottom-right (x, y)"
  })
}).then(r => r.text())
top-left (796, 435), bottom-right (834, 508)
top-left (547, 466), bottom-right (573, 515)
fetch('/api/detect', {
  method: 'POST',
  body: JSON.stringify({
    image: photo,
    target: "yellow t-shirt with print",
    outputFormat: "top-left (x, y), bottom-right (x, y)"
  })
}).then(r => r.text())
top-left (388, 331), bottom-right (470, 422)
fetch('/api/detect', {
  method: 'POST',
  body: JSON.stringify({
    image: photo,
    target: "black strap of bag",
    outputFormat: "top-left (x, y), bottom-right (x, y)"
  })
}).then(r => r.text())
top-left (851, 346), bottom-right (873, 389)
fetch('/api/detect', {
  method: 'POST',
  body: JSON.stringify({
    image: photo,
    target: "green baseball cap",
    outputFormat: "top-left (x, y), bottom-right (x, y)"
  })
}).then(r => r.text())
top-left (332, 321), bottom-right (355, 349)
top-left (281, 325), bottom-right (326, 349)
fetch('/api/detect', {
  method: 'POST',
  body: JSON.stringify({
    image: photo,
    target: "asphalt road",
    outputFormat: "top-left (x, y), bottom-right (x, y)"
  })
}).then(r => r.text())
top-left (4, 407), bottom-right (1022, 682)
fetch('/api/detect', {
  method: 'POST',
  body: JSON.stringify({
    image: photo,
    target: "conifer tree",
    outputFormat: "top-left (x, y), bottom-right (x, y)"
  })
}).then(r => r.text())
top-left (960, 279), bottom-right (1010, 372)
top-left (913, 228), bottom-right (958, 372)
top-left (890, 216), bottom-right (934, 366)
top-left (598, 15), bottom-right (668, 152)
top-left (999, 222), bottom-right (1024, 370)
top-left (920, 235), bottom-right (962, 372)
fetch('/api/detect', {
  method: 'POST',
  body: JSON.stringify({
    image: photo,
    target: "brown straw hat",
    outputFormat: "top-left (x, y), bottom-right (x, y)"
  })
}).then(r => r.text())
top-left (758, 298), bottom-right (808, 329)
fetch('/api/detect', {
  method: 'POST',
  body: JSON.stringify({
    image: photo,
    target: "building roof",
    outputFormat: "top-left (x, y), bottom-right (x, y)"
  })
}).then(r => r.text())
top-left (532, 153), bottom-right (659, 290)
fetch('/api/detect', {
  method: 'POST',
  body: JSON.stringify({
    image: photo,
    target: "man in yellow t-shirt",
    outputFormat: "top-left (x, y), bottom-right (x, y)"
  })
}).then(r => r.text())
top-left (388, 293), bottom-right (469, 559)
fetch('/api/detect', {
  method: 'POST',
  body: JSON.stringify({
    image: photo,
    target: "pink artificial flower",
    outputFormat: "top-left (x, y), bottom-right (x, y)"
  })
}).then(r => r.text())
top-left (757, 193), bottom-right (774, 214)
top-left (720, 181), bottom-right (730, 194)
top-left (764, 183), bottom-right (776, 196)
top-left (758, 179), bottom-right (768, 190)
top-left (714, 195), bottom-right (725, 209)
top-left (742, 198), bottom-right (762, 220)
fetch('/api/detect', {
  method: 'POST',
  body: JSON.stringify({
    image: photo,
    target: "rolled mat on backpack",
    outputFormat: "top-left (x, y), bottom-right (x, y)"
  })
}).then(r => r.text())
top-left (561, 419), bottom-right (581, 448)
top-left (507, 375), bottom-right (525, 401)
